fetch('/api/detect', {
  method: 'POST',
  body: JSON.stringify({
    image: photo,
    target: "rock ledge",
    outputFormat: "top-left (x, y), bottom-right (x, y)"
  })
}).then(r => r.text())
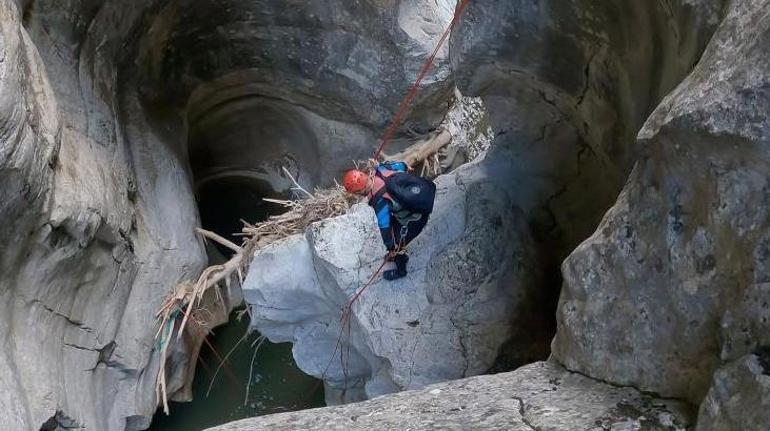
top-left (206, 361), bottom-right (694, 431)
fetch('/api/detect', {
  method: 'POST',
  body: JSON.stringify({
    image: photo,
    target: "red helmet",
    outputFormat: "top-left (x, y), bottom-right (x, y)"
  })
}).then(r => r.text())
top-left (343, 169), bottom-right (369, 193)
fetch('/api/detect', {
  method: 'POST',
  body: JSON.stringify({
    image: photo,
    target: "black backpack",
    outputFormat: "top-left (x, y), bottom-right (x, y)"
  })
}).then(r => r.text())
top-left (369, 170), bottom-right (436, 215)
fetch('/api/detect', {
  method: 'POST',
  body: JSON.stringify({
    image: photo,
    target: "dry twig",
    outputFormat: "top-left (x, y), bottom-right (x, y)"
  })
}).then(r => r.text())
top-left (244, 335), bottom-right (267, 406)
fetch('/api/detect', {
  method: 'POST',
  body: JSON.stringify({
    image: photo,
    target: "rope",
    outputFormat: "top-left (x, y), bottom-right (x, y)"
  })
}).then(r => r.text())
top-left (321, 254), bottom-right (391, 378)
top-left (304, 253), bottom-right (390, 401)
top-left (314, 0), bottom-right (473, 400)
top-left (372, 0), bottom-right (471, 161)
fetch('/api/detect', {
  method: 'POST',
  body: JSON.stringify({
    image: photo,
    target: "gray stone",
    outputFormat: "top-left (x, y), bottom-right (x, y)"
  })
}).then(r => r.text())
top-left (450, 0), bottom-right (724, 258)
top-left (0, 0), bottom-right (457, 429)
top-left (243, 160), bottom-right (541, 404)
top-left (552, 0), bottom-right (770, 404)
top-left (697, 353), bottom-right (770, 431)
top-left (5, 0), bottom-right (770, 429)
top-left (145, 0), bottom-right (457, 191)
top-left (205, 361), bottom-right (695, 431)
top-left (0, 1), bottom-right (209, 429)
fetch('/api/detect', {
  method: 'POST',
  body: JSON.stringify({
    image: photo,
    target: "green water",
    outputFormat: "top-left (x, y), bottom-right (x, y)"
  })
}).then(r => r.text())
top-left (150, 314), bottom-right (325, 431)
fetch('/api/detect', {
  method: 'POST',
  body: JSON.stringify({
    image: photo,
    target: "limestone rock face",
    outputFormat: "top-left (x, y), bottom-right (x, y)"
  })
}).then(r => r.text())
top-left (149, 0), bottom-right (458, 190)
top-left (243, 160), bottom-right (541, 404)
top-left (450, 0), bottom-right (724, 257)
top-left (0, 1), bottom-right (207, 430)
top-left (205, 361), bottom-right (695, 431)
top-left (0, 0), bottom-right (455, 430)
top-left (696, 352), bottom-right (770, 431)
top-left (552, 0), bottom-right (770, 405)
top-left (7, 0), bottom-right (770, 429)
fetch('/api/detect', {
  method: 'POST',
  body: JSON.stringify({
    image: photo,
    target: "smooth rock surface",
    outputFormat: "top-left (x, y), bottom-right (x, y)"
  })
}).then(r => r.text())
top-left (0, 1), bottom-right (457, 429)
top-left (1, 2), bottom-right (209, 429)
top-left (552, 0), bottom-right (770, 405)
top-left (205, 361), bottom-right (695, 431)
top-left (450, 0), bottom-right (724, 258)
top-left (147, 0), bottom-right (458, 191)
top-left (243, 159), bottom-right (542, 404)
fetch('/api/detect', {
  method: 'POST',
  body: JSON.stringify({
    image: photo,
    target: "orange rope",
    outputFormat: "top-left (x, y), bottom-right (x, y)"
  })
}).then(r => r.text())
top-left (372, 0), bottom-right (471, 160)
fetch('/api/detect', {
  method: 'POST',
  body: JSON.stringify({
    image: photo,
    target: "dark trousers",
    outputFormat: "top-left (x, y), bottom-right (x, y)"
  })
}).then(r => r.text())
top-left (389, 215), bottom-right (428, 272)
top-left (391, 215), bottom-right (428, 248)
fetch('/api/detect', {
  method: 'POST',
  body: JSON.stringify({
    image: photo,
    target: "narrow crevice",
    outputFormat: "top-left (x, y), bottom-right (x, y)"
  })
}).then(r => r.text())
top-left (512, 396), bottom-right (541, 431)
top-left (754, 346), bottom-right (770, 375)
top-left (29, 300), bottom-right (93, 333)
top-left (553, 359), bottom-right (695, 406)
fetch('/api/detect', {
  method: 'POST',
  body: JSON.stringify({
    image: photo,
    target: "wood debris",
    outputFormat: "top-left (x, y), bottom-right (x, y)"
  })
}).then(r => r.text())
top-left (153, 128), bottom-right (454, 413)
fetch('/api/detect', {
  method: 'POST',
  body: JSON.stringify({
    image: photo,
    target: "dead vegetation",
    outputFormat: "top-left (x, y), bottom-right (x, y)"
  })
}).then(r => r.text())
top-left (153, 179), bottom-right (358, 413)
top-left (153, 127), bottom-right (455, 414)
top-left (241, 184), bottom-right (357, 256)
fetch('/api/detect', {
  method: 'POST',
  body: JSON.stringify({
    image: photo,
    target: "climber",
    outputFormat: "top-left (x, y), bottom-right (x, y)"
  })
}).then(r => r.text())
top-left (343, 161), bottom-right (436, 281)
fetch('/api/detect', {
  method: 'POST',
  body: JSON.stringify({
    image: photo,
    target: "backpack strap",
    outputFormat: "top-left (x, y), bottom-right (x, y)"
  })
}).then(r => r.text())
top-left (368, 170), bottom-right (387, 207)
top-left (368, 186), bottom-right (387, 207)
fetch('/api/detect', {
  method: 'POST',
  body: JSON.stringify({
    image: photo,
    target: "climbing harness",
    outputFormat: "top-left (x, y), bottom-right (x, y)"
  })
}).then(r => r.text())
top-left (399, 225), bottom-right (409, 243)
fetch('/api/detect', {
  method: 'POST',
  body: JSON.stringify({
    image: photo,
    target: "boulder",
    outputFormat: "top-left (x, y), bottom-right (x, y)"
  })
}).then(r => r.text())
top-left (205, 361), bottom-right (695, 431)
top-left (243, 160), bottom-right (541, 403)
top-left (696, 352), bottom-right (770, 431)
top-left (552, 0), bottom-right (770, 404)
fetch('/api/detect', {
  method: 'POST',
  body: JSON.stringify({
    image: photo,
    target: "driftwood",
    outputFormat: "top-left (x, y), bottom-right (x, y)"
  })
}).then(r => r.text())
top-left (153, 129), bottom-right (454, 414)
top-left (153, 185), bottom-right (355, 414)
top-left (382, 128), bottom-right (452, 167)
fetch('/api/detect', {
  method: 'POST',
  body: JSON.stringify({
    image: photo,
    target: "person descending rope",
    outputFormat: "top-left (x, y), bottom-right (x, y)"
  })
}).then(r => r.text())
top-left (339, 0), bottom-right (467, 282)
top-left (343, 161), bottom-right (436, 280)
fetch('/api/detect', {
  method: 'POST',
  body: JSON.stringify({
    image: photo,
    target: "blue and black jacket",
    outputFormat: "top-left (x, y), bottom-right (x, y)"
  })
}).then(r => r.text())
top-left (367, 161), bottom-right (409, 250)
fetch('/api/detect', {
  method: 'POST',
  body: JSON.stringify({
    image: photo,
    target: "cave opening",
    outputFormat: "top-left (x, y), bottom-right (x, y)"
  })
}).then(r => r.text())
top-left (136, 0), bottom-right (562, 425)
top-left (195, 175), bottom-right (284, 258)
top-left (149, 96), bottom-right (326, 430)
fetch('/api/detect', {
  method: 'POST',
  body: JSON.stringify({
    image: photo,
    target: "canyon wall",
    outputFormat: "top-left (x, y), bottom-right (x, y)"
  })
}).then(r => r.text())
top-left (0, 0), bottom-right (454, 429)
top-left (552, 0), bottom-right (770, 409)
top-left (3, 0), bottom-right (770, 429)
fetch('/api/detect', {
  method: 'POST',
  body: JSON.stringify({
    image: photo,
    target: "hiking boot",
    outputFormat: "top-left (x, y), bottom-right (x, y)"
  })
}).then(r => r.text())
top-left (383, 269), bottom-right (408, 281)
top-left (394, 253), bottom-right (409, 270)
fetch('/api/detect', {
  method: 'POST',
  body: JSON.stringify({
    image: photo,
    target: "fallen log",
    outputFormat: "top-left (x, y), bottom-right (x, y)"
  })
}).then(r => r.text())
top-left (382, 128), bottom-right (452, 167)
